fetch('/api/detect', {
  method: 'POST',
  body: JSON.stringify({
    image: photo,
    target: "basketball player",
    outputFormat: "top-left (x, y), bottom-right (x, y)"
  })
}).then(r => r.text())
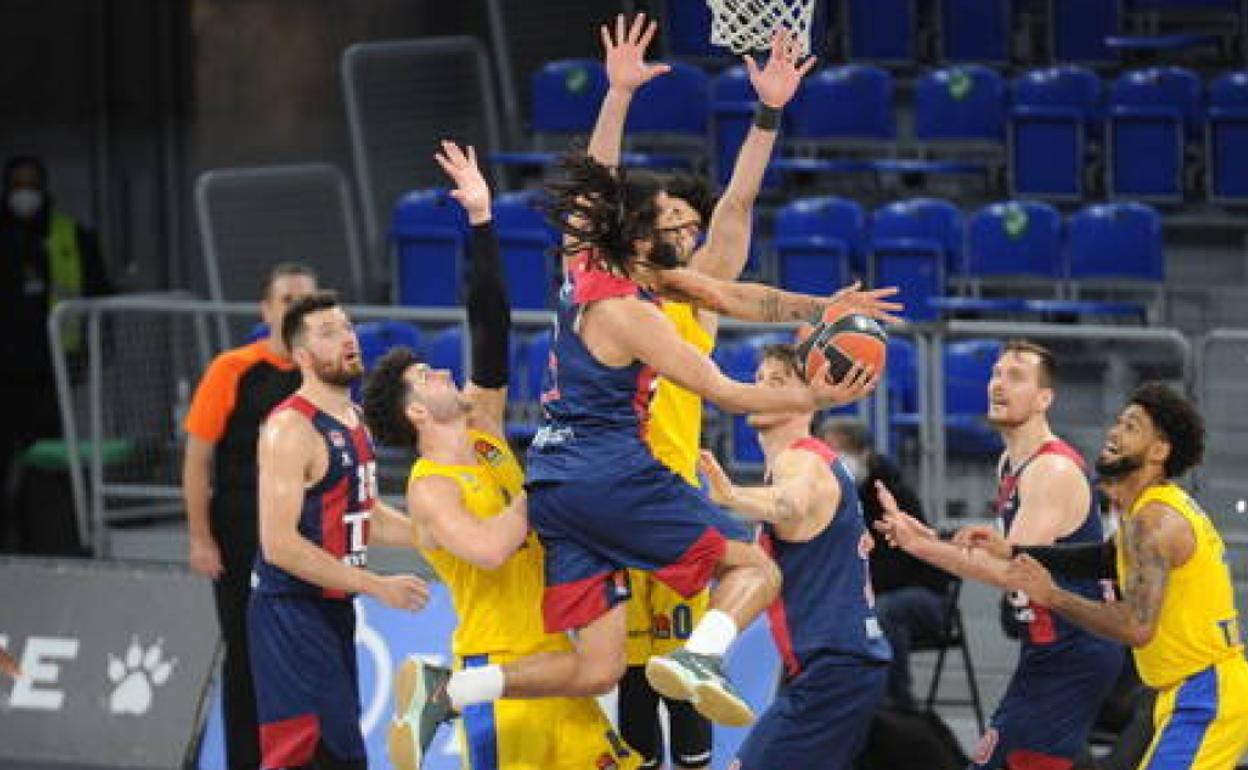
top-left (584, 17), bottom-right (827, 770)
top-left (983, 383), bottom-right (1248, 770)
top-left (697, 343), bottom-right (891, 770)
top-left (250, 291), bottom-right (430, 770)
top-left (875, 340), bottom-right (1123, 770)
top-left (362, 140), bottom-right (638, 770)
top-left (398, 150), bottom-right (892, 734)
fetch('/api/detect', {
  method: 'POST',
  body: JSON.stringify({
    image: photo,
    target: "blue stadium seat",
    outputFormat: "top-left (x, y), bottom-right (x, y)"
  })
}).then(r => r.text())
top-left (391, 189), bottom-right (468, 307)
top-left (662, 0), bottom-right (734, 59)
top-left (356, 321), bottom-right (424, 373)
top-left (916, 66), bottom-right (1008, 144)
top-left (1107, 67), bottom-right (1202, 201)
top-left (1009, 66), bottom-right (1101, 200)
top-left (869, 199), bottom-right (962, 321)
top-left (774, 197), bottom-right (863, 294)
top-left (944, 339), bottom-right (1004, 456)
top-left (787, 65), bottom-right (896, 144)
top-left (1207, 71), bottom-right (1248, 202)
top-left (427, 326), bottom-right (466, 387)
top-left (493, 190), bottom-right (559, 310)
top-left (626, 60), bottom-right (710, 137)
top-left (846, 0), bottom-right (917, 62)
top-left (939, 0), bottom-right (1012, 63)
top-left (1066, 202), bottom-right (1164, 282)
top-left (530, 59), bottom-right (608, 135)
top-left (964, 201), bottom-right (1063, 280)
top-left (1052, 0), bottom-right (1120, 63)
top-left (711, 66), bottom-right (781, 189)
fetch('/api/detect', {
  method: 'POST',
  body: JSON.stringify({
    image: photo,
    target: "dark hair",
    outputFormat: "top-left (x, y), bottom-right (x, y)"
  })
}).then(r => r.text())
top-left (1129, 381), bottom-right (1205, 478)
top-left (281, 290), bottom-right (340, 352)
top-left (262, 262), bottom-right (317, 300)
top-left (663, 172), bottom-right (715, 226)
top-left (761, 343), bottom-right (803, 379)
top-left (544, 152), bottom-right (675, 275)
top-left (362, 347), bottom-right (421, 449)
top-left (1002, 338), bottom-right (1057, 388)
top-left (819, 417), bottom-right (871, 452)
top-left (3, 155), bottom-right (47, 190)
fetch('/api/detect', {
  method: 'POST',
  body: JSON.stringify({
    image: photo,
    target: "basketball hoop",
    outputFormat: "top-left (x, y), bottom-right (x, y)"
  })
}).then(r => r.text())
top-left (705, 0), bottom-right (818, 56)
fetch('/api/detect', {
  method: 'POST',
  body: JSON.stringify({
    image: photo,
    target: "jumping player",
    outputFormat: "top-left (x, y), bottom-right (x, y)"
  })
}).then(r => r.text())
top-left (362, 140), bottom-right (638, 770)
top-left (250, 291), bottom-right (430, 770)
top-left (876, 340), bottom-right (1123, 770)
top-left (697, 343), bottom-right (891, 770)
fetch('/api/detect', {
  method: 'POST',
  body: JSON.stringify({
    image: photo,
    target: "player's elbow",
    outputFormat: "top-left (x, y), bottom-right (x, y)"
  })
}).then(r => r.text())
top-left (1126, 622), bottom-right (1156, 648)
top-left (471, 545), bottom-right (511, 572)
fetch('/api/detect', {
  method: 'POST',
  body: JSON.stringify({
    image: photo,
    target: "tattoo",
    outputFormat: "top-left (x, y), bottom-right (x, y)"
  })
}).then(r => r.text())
top-left (1123, 515), bottom-right (1169, 629)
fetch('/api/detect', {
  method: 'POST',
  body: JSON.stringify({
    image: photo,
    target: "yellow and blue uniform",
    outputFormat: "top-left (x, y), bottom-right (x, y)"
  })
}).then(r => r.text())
top-left (1117, 483), bottom-right (1248, 770)
top-left (411, 430), bottom-right (638, 770)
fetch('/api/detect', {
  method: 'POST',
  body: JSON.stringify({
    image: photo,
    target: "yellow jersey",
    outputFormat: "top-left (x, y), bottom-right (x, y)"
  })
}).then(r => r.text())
top-left (410, 430), bottom-right (568, 659)
top-left (647, 301), bottom-right (713, 484)
top-left (1116, 482), bottom-right (1243, 689)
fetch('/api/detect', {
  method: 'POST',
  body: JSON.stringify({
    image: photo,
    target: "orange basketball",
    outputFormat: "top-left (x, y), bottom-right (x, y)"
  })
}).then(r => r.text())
top-left (795, 307), bottom-right (888, 384)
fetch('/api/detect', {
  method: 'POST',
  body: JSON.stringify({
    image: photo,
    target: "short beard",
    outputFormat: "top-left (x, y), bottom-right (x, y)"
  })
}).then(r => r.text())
top-left (1095, 453), bottom-right (1143, 482)
top-left (314, 360), bottom-right (361, 388)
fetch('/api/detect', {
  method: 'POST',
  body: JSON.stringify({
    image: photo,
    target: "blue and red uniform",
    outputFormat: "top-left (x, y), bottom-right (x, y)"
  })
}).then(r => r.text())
top-left (734, 438), bottom-right (891, 770)
top-left (249, 395), bottom-right (377, 769)
top-left (975, 439), bottom-right (1123, 770)
top-left (526, 254), bottom-right (750, 632)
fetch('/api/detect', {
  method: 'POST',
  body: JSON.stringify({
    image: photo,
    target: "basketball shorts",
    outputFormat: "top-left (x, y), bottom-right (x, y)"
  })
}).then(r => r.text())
top-left (530, 463), bottom-right (751, 632)
top-left (248, 594), bottom-right (364, 769)
top-left (456, 653), bottom-right (641, 770)
top-left (734, 655), bottom-right (887, 770)
top-left (1137, 655), bottom-right (1248, 770)
top-left (625, 570), bottom-right (710, 665)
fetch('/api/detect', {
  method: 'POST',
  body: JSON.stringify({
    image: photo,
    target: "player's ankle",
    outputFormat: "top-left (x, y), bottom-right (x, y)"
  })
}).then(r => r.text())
top-left (684, 609), bottom-right (738, 657)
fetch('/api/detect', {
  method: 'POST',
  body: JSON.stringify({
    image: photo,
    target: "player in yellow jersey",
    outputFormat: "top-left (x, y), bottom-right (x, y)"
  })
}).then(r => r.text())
top-left (943, 382), bottom-right (1248, 770)
top-left (362, 141), bottom-right (638, 770)
top-left (582, 16), bottom-right (818, 769)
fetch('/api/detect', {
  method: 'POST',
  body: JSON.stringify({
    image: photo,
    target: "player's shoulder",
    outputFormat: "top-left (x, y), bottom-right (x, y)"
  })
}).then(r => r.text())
top-left (1026, 448), bottom-right (1087, 485)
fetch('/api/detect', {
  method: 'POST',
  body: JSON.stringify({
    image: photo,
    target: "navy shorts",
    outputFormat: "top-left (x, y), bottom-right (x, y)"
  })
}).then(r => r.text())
top-left (529, 462), bottom-right (752, 632)
top-left (248, 594), bottom-right (363, 769)
top-left (735, 655), bottom-right (887, 770)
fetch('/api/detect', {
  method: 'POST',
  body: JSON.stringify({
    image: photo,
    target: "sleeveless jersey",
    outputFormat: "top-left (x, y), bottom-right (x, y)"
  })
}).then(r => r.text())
top-left (997, 439), bottom-right (1109, 653)
top-left (527, 253), bottom-right (664, 483)
top-left (411, 431), bottom-right (567, 659)
top-left (761, 438), bottom-right (892, 676)
top-left (647, 301), bottom-right (713, 485)
top-left (252, 395), bottom-right (376, 601)
top-left (1118, 482), bottom-right (1243, 689)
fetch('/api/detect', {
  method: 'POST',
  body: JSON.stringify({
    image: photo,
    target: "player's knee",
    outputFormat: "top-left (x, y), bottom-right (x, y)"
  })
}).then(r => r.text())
top-left (757, 555), bottom-right (782, 600)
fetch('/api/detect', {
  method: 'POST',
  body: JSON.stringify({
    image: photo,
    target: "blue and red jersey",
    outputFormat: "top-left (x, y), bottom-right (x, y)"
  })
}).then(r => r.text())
top-left (527, 253), bottom-right (663, 483)
top-left (761, 438), bottom-right (892, 677)
top-left (252, 394), bottom-right (376, 601)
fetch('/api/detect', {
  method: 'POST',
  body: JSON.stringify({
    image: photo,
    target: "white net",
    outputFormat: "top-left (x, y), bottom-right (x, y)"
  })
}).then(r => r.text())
top-left (705, 0), bottom-right (818, 55)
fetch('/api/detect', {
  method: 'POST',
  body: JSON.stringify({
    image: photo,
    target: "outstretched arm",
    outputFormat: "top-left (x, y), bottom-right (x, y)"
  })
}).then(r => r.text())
top-left (654, 268), bottom-right (902, 325)
top-left (586, 13), bottom-right (670, 171)
top-left (435, 140), bottom-right (510, 438)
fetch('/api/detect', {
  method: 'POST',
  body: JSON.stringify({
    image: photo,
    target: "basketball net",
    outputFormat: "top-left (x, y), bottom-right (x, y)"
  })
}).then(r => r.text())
top-left (705, 0), bottom-right (818, 55)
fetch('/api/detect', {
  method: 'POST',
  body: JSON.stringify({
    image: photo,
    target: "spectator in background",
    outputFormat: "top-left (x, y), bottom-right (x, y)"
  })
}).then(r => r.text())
top-left (818, 417), bottom-right (953, 711)
top-left (0, 155), bottom-right (112, 553)
top-left (182, 263), bottom-right (317, 770)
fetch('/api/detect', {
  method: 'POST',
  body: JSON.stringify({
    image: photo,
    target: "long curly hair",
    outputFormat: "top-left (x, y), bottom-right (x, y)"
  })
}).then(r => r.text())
top-left (543, 152), bottom-right (678, 275)
top-left (361, 347), bottom-right (420, 450)
top-left (1129, 381), bottom-right (1205, 478)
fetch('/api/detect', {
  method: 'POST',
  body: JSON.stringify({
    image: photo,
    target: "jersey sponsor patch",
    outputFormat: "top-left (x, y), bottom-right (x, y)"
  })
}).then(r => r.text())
top-left (473, 438), bottom-right (502, 464)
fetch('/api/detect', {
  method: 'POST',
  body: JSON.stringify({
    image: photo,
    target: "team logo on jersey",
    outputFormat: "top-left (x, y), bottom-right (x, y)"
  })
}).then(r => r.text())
top-left (652, 613), bottom-right (673, 640)
top-left (329, 430), bottom-right (346, 448)
top-left (473, 438), bottom-right (502, 464)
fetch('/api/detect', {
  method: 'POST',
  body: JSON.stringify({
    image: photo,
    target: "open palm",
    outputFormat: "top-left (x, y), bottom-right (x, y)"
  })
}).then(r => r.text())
top-left (745, 28), bottom-right (817, 109)
top-left (601, 13), bottom-right (670, 94)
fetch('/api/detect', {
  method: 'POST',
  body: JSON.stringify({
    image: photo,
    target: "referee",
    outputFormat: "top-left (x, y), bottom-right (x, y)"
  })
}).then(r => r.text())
top-left (182, 263), bottom-right (316, 770)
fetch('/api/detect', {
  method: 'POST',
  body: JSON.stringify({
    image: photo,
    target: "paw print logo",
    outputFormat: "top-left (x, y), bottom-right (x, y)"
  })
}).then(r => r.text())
top-left (107, 637), bottom-right (176, 715)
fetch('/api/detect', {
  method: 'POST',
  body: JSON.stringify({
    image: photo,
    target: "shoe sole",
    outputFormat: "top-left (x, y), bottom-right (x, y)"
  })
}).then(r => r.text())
top-left (387, 718), bottom-right (420, 770)
top-left (692, 680), bottom-right (755, 727)
top-left (393, 657), bottom-right (427, 721)
top-left (644, 656), bottom-right (697, 702)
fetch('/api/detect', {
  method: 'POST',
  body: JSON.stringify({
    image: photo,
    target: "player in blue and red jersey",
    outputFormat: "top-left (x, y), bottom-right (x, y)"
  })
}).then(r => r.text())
top-left (249, 291), bottom-right (430, 770)
top-left (697, 343), bottom-right (891, 770)
top-left (877, 339), bottom-right (1123, 770)
top-left (397, 151), bottom-right (897, 735)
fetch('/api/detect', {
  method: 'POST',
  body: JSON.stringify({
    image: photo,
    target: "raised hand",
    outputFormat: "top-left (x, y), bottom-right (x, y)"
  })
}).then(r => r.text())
top-left (434, 140), bottom-right (491, 225)
top-left (826, 282), bottom-right (905, 326)
top-left (952, 524), bottom-right (1011, 559)
top-left (744, 27), bottom-right (818, 110)
top-left (601, 13), bottom-right (671, 94)
top-left (698, 449), bottom-right (736, 507)
top-left (808, 360), bottom-right (879, 409)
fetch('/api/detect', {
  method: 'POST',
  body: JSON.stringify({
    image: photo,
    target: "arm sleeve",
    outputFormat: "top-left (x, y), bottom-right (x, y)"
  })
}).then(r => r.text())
top-left (1013, 540), bottom-right (1118, 581)
top-left (466, 221), bottom-right (510, 390)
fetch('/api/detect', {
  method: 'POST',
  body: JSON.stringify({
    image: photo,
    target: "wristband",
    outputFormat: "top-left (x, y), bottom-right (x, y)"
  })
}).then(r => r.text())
top-left (754, 103), bottom-right (781, 131)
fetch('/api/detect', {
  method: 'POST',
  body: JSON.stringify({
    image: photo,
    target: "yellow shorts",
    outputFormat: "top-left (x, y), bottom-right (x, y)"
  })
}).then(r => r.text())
top-left (455, 653), bottom-right (640, 770)
top-left (624, 569), bottom-right (710, 666)
top-left (1138, 655), bottom-right (1248, 770)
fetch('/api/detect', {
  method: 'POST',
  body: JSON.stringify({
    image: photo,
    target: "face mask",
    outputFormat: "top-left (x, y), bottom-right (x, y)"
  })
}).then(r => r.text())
top-left (839, 452), bottom-right (868, 485)
top-left (8, 188), bottom-right (44, 219)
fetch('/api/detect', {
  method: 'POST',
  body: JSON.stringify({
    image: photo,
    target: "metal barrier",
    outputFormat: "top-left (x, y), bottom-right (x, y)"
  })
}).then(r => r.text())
top-left (1196, 330), bottom-right (1248, 564)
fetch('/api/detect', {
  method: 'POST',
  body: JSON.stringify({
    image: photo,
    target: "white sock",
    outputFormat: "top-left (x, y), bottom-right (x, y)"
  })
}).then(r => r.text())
top-left (447, 664), bottom-right (504, 710)
top-left (683, 609), bottom-right (738, 657)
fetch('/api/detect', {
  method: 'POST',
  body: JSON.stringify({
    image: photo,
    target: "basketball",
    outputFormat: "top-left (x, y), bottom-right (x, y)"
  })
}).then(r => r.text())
top-left (795, 308), bottom-right (888, 384)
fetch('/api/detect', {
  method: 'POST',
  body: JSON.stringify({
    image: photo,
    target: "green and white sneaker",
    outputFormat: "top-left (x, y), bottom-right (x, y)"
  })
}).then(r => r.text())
top-left (388, 656), bottom-right (454, 770)
top-left (645, 648), bottom-right (755, 727)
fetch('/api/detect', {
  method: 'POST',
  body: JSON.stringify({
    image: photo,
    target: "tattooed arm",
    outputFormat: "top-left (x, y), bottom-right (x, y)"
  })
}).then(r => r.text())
top-left (652, 266), bottom-right (822, 322)
top-left (1004, 502), bottom-right (1194, 647)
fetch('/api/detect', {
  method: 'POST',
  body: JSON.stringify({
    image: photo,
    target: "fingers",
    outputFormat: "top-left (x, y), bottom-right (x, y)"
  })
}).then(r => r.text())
top-left (874, 479), bottom-right (899, 512)
top-left (638, 17), bottom-right (658, 51)
top-left (615, 14), bottom-right (625, 46)
top-left (627, 12), bottom-right (646, 44)
top-left (743, 54), bottom-right (760, 79)
top-left (797, 55), bottom-right (818, 76)
top-left (600, 24), bottom-right (613, 52)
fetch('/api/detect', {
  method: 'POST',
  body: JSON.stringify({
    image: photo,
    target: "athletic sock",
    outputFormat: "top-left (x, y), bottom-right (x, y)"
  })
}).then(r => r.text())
top-left (446, 664), bottom-right (504, 710)
top-left (683, 609), bottom-right (738, 657)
